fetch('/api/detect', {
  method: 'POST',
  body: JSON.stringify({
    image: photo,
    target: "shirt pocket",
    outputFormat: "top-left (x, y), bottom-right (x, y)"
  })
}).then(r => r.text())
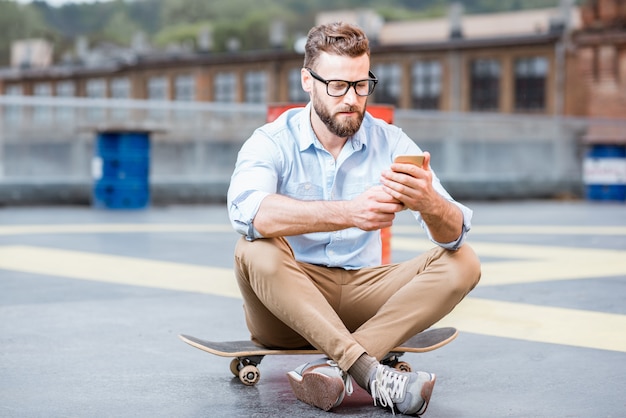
top-left (285, 182), bottom-right (325, 200)
top-left (342, 182), bottom-right (376, 200)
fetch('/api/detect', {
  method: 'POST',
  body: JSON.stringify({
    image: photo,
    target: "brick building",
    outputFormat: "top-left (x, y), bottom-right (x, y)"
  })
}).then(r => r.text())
top-left (1, 2), bottom-right (619, 120)
top-left (575, 0), bottom-right (626, 143)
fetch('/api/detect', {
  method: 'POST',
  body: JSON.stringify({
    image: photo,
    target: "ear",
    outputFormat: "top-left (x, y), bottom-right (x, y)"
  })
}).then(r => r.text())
top-left (301, 68), bottom-right (312, 93)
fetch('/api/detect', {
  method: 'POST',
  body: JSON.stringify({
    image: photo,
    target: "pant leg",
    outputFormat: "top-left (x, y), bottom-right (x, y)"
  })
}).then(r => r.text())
top-left (234, 236), bottom-right (367, 371)
top-left (347, 244), bottom-right (481, 360)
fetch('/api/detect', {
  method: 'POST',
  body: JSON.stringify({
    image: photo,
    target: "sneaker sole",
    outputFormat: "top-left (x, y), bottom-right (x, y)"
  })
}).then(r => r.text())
top-left (416, 373), bottom-right (436, 416)
top-left (287, 371), bottom-right (345, 411)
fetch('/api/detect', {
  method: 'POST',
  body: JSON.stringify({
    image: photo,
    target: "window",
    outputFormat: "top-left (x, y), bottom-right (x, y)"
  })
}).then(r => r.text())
top-left (174, 74), bottom-right (195, 101)
top-left (4, 85), bottom-right (23, 124)
top-left (288, 68), bottom-right (309, 103)
top-left (56, 81), bottom-right (75, 97)
top-left (56, 81), bottom-right (75, 122)
top-left (111, 77), bottom-right (130, 120)
top-left (244, 71), bottom-right (267, 104)
top-left (86, 78), bottom-right (106, 121)
top-left (34, 82), bottom-right (52, 96)
top-left (111, 77), bottom-right (130, 99)
top-left (147, 76), bottom-right (168, 119)
top-left (33, 82), bottom-right (52, 123)
top-left (214, 72), bottom-right (237, 103)
top-left (86, 78), bottom-right (106, 99)
top-left (174, 74), bottom-right (195, 119)
top-left (372, 63), bottom-right (401, 106)
top-left (515, 57), bottom-right (548, 111)
top-left (5, 85), bottom-right (22, 95)
top-left (147, 76), bottom-right (168, 100)
top-left (470, 59), bottom-right (500, 111)
top-left (412, 60), bottom-right (441, 110)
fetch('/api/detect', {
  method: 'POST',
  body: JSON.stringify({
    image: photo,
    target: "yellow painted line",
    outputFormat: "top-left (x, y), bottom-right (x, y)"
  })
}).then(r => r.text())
top-left (436, 298), bottom-right (626, 353)
top-left (393, 238), bottom-right (626, 286)
top-left (0, 224), bottom-right (233, 235)
top-left (393, 225), bottom-right (626, 236)
top-left (0, 245), bottom-right (240, 298)
top-left (1, 244), bottom-right (625, 353)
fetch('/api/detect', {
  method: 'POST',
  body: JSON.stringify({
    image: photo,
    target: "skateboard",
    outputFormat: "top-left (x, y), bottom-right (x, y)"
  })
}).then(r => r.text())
top-left (179, 327), bottom-right (457, 386)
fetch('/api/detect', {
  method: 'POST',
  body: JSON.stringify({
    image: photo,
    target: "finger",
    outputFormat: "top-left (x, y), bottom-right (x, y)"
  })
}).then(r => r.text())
top-left (422, 151), bottom-right (431, 170)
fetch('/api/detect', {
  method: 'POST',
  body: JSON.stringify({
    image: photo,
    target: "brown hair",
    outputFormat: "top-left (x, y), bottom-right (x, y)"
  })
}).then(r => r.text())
top-left (303, 22), bottom-right (370, 69)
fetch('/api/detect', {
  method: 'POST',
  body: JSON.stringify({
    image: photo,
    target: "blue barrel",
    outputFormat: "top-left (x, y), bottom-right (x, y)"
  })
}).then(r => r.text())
top-left (92, 131), bottom-right (150, 209)
top-left (583, 145), bottom-right (626, 202)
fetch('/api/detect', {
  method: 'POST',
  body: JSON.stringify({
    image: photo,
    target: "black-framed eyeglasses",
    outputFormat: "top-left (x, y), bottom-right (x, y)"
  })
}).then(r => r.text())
top-left (306, 67), bottom-right (378, 97)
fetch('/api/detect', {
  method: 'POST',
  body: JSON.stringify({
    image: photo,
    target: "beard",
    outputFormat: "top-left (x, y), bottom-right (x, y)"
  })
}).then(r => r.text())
top-left (312, 91), bottom-right (365, 138)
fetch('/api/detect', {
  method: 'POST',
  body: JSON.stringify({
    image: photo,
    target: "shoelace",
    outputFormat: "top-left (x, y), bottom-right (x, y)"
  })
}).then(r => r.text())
top-left (326, 359), bottom-right (354, 396)
top-left (370, 364), bottom-right (408, 415)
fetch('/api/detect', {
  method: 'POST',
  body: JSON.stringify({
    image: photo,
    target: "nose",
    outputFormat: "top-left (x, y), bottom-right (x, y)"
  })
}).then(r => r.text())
top-left (342, 85), bottom-right (359, 105)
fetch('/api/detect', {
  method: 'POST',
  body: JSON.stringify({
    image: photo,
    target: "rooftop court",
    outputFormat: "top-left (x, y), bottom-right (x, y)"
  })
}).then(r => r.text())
top-left (0, 200), bottom-right (624, 417)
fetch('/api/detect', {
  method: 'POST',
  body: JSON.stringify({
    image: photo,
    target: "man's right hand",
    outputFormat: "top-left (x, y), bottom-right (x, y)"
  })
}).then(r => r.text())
top-left (348, 186), bottom-right (405, 231)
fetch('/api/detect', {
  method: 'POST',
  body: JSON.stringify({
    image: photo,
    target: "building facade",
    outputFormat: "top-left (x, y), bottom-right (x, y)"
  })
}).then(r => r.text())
top-left (1, 1), bottom-right (625, 204)
top-left (0, 3), bottom-right (605, 117)
top-left (1, 2), bottom-right (624, 122)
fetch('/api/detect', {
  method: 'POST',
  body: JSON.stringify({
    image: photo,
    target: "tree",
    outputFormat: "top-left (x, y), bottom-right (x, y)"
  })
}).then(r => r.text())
top-left (0, 0), bottom-right (52, 66)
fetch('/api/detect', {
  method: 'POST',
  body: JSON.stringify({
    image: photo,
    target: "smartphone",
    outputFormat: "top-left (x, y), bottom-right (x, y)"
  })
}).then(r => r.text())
top-left (394, 155), bottom-right (424, 167)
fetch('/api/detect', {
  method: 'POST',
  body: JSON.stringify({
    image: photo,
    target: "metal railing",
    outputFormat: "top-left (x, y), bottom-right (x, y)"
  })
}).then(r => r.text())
top-left (1, 95), bottom-right (625, 202)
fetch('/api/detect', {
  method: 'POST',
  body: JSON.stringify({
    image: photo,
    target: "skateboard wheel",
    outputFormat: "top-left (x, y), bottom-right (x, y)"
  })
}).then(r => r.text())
top-left (394, 361), bottom-right (412, 373)
top-left (230, 359), bottom-right (241, 377)
top-left (239, 365), bottom-right (260, 386)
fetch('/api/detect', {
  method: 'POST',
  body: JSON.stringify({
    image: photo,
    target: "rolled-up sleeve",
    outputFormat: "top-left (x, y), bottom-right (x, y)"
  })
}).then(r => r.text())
top-left (424, 202), bottom-right (472, 250)
top-left (228, 189), bottom-right (269, 240)
top-left (227, 129), bottom-right (280, 240)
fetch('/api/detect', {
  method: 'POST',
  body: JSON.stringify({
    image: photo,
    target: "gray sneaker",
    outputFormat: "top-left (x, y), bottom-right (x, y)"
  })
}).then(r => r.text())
top-left (287, 358), bottom-right (353, 411)
top-left (369, 364), bottom-right (436, 415)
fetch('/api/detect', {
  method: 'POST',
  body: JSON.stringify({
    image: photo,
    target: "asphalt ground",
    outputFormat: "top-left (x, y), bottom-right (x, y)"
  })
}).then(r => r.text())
top-left (0, 200), bottom-right (625, 418)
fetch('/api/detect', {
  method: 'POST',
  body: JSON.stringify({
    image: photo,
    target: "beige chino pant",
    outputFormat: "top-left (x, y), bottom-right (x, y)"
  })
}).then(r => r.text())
top-left (234, 236), bottom-right (481, 372)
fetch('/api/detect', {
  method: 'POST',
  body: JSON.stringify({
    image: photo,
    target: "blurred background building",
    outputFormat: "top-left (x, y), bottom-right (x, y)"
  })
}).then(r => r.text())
top-left (0, 0), bottom-right (625, 205)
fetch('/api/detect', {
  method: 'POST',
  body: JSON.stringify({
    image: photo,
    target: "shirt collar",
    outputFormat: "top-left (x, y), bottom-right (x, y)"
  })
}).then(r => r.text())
top-left (298, 102), bottom-right (368, 152)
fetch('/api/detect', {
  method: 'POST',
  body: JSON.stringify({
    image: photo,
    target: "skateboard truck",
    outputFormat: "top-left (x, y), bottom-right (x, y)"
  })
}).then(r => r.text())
top-left (381, 352), bottom-right (412, 372)
top-left (229, 355), bottom-right (264, 385)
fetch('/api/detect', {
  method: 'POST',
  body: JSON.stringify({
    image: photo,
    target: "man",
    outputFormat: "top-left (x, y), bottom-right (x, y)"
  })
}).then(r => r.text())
top-left (227, 22), bottom-right (480, 416)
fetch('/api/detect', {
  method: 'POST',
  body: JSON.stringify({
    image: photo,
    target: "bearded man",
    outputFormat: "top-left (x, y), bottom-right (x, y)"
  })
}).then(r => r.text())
top-left (226, 21), bottom-right (481, 416)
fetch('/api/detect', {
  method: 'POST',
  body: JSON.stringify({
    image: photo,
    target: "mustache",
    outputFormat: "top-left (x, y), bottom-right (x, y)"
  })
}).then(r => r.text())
top-left (336, 105), bottom-right (360, 113)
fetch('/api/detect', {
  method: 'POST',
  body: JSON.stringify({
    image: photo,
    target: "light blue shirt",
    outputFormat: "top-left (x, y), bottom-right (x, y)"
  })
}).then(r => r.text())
top-left (227, 103), bottom-right (472, 269)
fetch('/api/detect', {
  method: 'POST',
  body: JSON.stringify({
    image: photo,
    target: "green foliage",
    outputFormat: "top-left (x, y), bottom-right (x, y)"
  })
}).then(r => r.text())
top-left (160, 0), bottom-right (214, 26)
top-left (101, 10), bottom-right (142, 46)
top-left (153, 21), bottom-right (210, 49)
top-left (1, 0), bottom-right (571, 66)
top-left (0, 0), bottom-right (53, 66)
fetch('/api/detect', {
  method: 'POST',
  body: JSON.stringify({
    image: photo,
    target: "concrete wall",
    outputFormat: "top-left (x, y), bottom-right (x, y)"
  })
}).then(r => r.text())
top-left (0, 97), bottom-right (605, 206)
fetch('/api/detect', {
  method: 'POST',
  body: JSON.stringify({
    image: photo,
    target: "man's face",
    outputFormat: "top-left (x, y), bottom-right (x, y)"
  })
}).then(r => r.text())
top-left (305, 53), bottom-right (371, 138)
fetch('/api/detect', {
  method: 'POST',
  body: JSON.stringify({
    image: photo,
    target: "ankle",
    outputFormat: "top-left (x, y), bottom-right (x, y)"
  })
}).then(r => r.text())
top-left (348, 353), bottom-right (379, 389)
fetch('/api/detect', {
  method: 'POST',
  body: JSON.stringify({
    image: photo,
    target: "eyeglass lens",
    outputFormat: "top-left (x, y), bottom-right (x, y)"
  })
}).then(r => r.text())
top-left (307, 68), bottom-right (377, 97)
top-left (327, 80), bottom-right (375, 97)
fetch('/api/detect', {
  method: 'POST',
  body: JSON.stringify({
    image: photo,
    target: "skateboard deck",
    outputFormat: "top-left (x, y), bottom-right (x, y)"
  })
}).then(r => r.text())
top-left (180, 327), bottom-right (457, 385)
